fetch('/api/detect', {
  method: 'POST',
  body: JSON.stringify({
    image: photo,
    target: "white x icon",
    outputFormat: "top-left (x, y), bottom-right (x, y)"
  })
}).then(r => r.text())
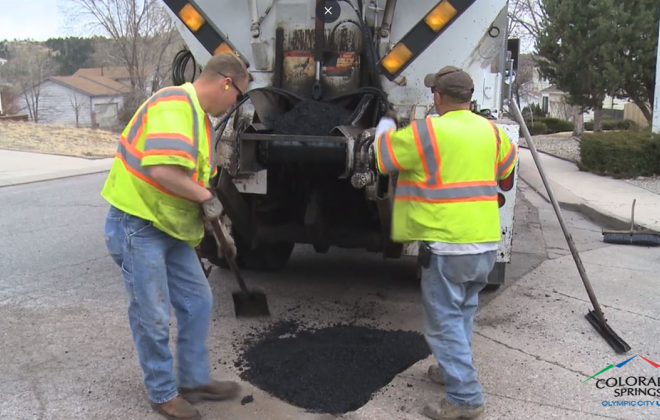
top-left (324, 6), bottom-right (333, 14)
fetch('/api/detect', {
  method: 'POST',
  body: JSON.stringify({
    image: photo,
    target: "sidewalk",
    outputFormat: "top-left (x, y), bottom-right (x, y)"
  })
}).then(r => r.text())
top-left (518, 148), bottom-right (660, 232)
top-left (0, 150), bottom-right (113, 187)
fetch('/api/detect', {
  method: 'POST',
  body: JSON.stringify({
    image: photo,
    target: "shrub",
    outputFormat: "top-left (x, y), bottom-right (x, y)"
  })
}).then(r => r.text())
top-left (541, 117), bottom-right (574, 133)
top-left (579, 131), bottom-right (660, 178)
top-left (527, 121), bottom-right (548, 135)
top-left (585, 119), bottom-right (637, 131)
top-left (523, 103), bottom-right (546, 118)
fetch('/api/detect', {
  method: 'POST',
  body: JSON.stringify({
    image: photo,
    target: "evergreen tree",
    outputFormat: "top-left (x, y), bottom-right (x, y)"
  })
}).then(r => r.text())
top-left (608, 0), bottom-right (659, 124)
top-left (44, 37), bottom-right (95, 76)
top-left (536, 0), bottom-right (618, 131)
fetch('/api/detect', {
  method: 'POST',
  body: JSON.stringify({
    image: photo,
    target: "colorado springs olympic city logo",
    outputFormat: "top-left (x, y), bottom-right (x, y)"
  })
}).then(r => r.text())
top-left (584, 355), bottom-right (660, 407)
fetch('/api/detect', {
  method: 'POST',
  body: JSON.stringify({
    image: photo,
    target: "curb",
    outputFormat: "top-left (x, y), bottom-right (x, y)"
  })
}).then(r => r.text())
top-left (517, 154), bottom-right (659, 233)
top-left (0, 147), bottom-right (113, 160)
top-left (0, 168), bottom-right (111, 188)
top-left (519, 176), bottom-right (639, 232)
top-left (518, 145), bottom-right (578, 164)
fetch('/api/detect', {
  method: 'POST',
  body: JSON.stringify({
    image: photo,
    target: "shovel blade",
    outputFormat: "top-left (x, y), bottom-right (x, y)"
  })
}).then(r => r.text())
top-left (232, 291), bottom-right (270, 318)
top-left (585, 310), bottom-right (631, 354)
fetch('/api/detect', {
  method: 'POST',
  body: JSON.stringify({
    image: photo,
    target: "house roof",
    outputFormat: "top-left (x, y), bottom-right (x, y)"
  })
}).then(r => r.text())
top-left (541, 85), bottom-right (565, 94)
top-left (73, 66), bottom-right (153, 81)
top-left (49, 75), bottom-right (131, 97)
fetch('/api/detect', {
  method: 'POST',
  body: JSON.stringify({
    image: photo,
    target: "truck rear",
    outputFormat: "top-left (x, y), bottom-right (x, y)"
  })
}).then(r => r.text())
top-left (163, 0), bottom-right (520, 285)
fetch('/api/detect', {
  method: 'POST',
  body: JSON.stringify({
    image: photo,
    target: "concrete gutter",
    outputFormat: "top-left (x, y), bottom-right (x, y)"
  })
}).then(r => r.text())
top-left (518, 148), bottom-right (660, 233)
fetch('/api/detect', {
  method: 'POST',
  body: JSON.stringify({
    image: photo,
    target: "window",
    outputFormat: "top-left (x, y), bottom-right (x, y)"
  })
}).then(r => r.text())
top-left (542, 96), bottom-right (549, 114)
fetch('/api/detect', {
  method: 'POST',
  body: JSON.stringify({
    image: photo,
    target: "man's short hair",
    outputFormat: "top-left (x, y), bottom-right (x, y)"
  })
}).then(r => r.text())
top-left (200, 52), bottom-right (248, 82)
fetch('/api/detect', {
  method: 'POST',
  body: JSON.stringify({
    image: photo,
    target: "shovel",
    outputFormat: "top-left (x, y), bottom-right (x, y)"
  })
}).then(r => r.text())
top-left (510, 99), bottom-right (630, 354)
top-left (209, 218), bottom-right (270, 318)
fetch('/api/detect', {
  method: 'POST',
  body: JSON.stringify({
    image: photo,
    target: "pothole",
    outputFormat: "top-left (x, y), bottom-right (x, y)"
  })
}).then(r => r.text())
top-left (236, 321), bottom-right (430, 414)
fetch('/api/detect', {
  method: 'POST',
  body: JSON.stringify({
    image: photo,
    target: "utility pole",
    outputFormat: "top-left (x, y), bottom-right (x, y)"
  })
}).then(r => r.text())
top-left (653, 6), bottom-right (660, 133)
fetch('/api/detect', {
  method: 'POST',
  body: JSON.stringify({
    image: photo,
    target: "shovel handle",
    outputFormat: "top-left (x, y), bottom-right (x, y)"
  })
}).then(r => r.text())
top-left (209, 218), bottom-right (250, 297)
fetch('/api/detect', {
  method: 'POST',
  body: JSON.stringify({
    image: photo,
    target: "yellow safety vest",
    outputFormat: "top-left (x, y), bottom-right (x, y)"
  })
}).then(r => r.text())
top-left (375, 110), bottom-right (517, 244)
top-left (101, 83), bottom-right (217, 247)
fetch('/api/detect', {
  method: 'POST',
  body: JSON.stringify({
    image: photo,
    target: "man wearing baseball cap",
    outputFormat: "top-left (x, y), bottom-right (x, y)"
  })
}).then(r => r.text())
top-left (373, 66), bottom-right (517, 420)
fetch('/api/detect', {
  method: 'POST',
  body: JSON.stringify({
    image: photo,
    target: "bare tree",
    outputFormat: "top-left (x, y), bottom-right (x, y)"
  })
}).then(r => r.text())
top-left (1, 43), bottom-right (55, 122)
top-left (508, 0), bottom-right (547, 42)
top-left (511, 54), bottom-right (536, 106)
top-left (551, 95), bottom-right (575, 121)
top-left (69, 91), bottom-right (86, 127)
top-left (68, 0), bottom-right (179, 98)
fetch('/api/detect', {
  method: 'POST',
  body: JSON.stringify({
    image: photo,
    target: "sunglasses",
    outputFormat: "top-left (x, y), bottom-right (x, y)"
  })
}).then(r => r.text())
top-left (218, 72), bottom-right (245, 102)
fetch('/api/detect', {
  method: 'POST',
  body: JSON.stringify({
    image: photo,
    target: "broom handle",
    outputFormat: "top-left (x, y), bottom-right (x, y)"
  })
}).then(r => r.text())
top-left (209, 218), bottom-right (250, 296)
top-left (630, 199), bottom-right (636, 232)
top-left (510, 99), bottom-right (607, 324)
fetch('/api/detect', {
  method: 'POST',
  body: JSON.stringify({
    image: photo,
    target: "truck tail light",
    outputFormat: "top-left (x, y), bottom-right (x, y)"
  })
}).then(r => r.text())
top-left (163, 0), bottom-right (249, 66)
top-left (498, 193), bottom-right (505, 208)
top-left (179, 3), bottom-right (205, 32)
top-left (214, 42), bottom-right (234, 55)
top-left (424, 1), bottom-right (458, 32)
top-left (499, 168), bottom-right (515, 192)
top-left (377, 0), bottom-right (477, 80)
top-left (381, 44), bottom-right (414, 74)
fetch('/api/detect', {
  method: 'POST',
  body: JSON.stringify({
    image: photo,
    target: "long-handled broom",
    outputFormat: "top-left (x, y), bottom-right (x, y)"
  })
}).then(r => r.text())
top-left (602, 199), bottom-right (660, 246)
top-left (510, 99), bottom-right (630, 354)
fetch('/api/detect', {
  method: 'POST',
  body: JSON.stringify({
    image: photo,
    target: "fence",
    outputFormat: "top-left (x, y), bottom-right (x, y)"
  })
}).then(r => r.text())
top-left (624, 103), bottom-right (650, 127)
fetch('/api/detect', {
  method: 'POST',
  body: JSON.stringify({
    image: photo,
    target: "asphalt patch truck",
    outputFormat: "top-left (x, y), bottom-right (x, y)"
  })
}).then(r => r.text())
top-left (163, 0), bottom-right (520, 287)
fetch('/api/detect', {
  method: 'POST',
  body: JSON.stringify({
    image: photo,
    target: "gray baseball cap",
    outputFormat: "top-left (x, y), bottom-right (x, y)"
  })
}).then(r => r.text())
top-left (424, 66), bottom-right (474, 102)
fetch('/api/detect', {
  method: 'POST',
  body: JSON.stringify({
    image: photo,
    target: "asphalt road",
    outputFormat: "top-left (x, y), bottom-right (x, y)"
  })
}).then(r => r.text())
top-left (2, 173), bottom-right (656, 420)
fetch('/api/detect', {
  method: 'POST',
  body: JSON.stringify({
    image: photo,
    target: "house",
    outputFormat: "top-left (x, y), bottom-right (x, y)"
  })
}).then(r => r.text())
top-left (14, 74), bottom-right (130, 128)
top-left (515, 55), bottom-right (646, 125)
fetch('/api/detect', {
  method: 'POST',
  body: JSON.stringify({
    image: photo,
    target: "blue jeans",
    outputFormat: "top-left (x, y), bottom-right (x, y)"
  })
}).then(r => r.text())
top-left (421, 251), bottom-right (496, 408)
top-left (104, 206), bottom-right (212, 404)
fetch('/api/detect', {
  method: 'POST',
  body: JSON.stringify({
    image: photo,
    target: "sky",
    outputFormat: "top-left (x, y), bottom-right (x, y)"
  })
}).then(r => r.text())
top-left (0, 0), bottom-right (67, 41)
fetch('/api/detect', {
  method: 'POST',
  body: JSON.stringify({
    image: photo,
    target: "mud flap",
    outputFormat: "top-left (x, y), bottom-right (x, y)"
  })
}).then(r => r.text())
top-left (485, 262), bottom-right (506, 290)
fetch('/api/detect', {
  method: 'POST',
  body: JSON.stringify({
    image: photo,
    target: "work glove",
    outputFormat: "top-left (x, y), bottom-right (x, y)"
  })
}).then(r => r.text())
top-left (201, 192), bottom-right (224, 221)
top-left (375, 116), bottom-right (397, 140)
top-left (202, 192), bottom-right (238, 260)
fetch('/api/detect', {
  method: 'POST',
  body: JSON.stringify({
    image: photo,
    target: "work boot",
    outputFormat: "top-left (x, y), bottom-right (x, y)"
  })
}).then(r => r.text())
top-left (150, 396), bottom-right (201, 420)
top-left (428, 365), bottom-right (445, 385)
top-left (424, 398), bottom-right (484, 420)
top-left (180, 380), bottom-right (240, 403)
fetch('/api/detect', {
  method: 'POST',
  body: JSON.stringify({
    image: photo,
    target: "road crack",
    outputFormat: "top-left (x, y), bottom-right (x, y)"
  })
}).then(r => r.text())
top-left (474, 331), bottom-right (590, 377)
top-left (485, 391), bottom-right (628, 420)
top-left (550, 290), bottom-right (660, 323)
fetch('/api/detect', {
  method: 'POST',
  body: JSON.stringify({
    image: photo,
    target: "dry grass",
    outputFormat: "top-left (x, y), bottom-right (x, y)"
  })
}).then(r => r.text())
top-left (0, 121), bottom-right (119, 158)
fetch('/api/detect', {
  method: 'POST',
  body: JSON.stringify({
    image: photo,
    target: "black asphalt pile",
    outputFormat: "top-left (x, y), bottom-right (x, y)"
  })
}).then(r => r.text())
top-left (236, 321), bottom-right (430, 414)
top-left (270, 101), bottom-right (352, 136)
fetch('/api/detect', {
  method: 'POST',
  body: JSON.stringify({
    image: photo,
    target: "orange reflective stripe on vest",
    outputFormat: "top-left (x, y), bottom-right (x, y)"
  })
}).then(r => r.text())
top-left (498, 143), bottom-right (517, 178)
top-left (120, 87), bottom-right (202, 183)
top-left (377, 130), bottom-right (403, 174)
top-left (394, 119), bottom-right (498, 204)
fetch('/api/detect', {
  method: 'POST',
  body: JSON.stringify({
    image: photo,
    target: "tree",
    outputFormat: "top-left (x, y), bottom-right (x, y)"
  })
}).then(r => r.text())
top-left (536, 0), bottom-right (618, 133)
top-left (1, 43), bottom-right (55, 122)
top-left (509, 0), bottom-right (547, 42)
top-left (45, 37), bottom-right (96, 75)
top-left (69, 91), bottom-right (86, 127)
top-left (606, 0), bottom-right (658, 124)
top-left (67, 0), bottom-right (179, 99)
top-left (511, 54), bottom-right (536, 106)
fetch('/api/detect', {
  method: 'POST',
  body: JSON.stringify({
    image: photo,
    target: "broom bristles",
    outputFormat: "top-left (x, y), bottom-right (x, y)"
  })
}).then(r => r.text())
top-left (603, 233), bottom-right (660, 247)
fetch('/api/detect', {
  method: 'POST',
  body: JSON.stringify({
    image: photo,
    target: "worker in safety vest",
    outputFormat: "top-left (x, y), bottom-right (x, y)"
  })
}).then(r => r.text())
top-left (374, 66), bottom-right (517, 420)
top-left (101, 53), bottom-right (248, 420)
